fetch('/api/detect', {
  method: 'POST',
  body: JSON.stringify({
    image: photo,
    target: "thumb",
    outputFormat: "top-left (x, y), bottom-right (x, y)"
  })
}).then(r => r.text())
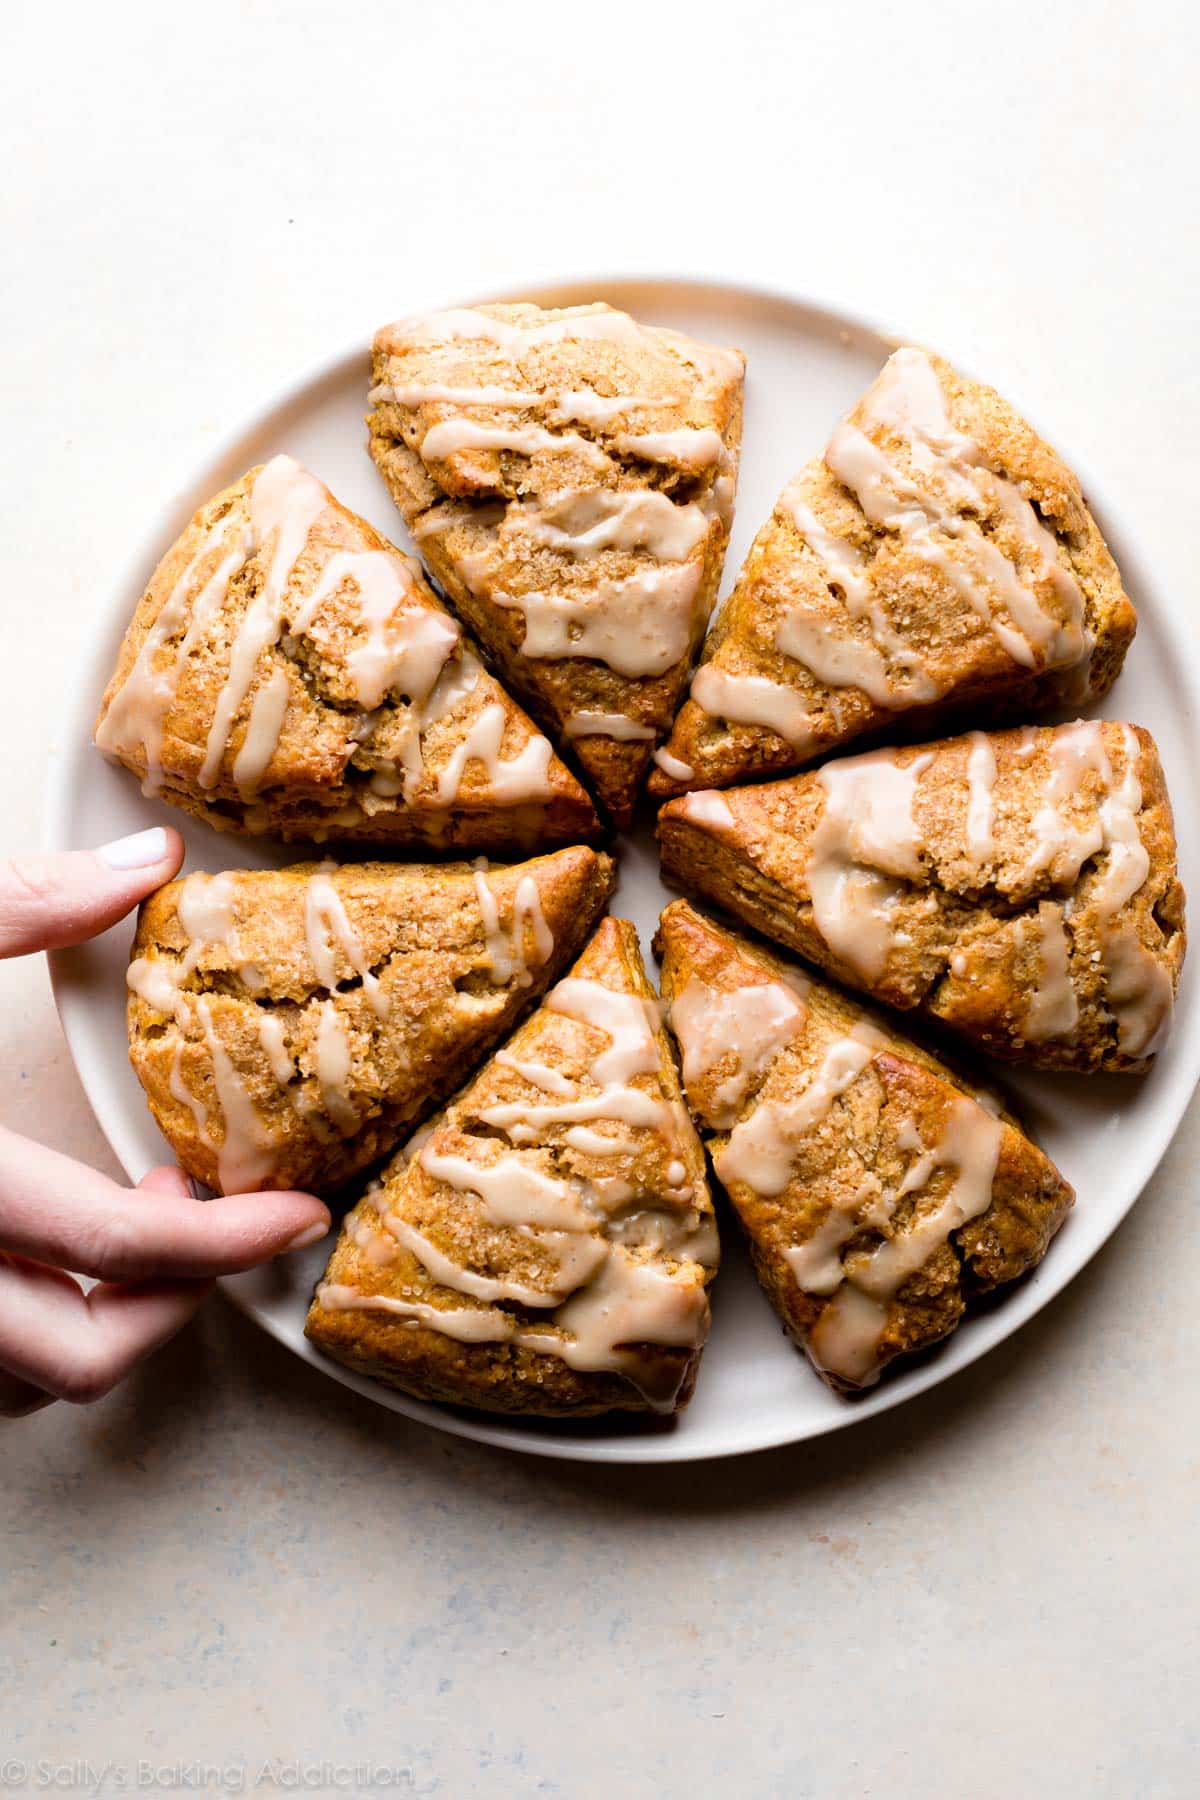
top-left (0, 828), bottom-right (185, 957)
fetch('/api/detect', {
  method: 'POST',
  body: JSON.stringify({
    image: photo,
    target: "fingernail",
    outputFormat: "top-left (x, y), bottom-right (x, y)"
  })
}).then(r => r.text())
top-left (96, 827), bottom-right (170, 870)
top-left (284, 1219), bottom-right (330, 1254)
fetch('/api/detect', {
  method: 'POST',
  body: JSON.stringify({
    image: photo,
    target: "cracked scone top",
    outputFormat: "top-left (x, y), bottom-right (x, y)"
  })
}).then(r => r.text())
top-left (367, 301), bottom-right (745, 826)
top-left (656, 901), bottom-right (1073, 1390)
top-left (95, 455), bottom-right (598, 849)
top-left (125, 849), bottom-right (614, 1195)
top-left (650, 346), bottom-right (1136, 796)
top-left (658, 721), bottom-right (1185, 1072)
top-left (306, 916), bottom-right (718, 1417)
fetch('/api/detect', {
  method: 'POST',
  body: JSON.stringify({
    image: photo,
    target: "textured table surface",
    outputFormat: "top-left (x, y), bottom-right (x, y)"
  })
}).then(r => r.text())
top-left (2, 2), bottom-right (1197, 1794)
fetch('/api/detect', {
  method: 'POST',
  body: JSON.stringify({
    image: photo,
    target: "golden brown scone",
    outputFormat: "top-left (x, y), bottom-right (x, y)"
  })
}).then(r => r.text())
top-left (306, 917), bottom-right (717, 1418)
top-left (649, 347), bottom-right (1136, 797)
top-left (655, 900), bottom-right (1073, 1391)
top-left (658, 722), bottom-right (1185, 1073)
top-left (367, 301), bottom-right (745, 827)
top-left (127, 848), bottom-right (615, 1196)
top-left (96, 455), bottom-right (598, 850)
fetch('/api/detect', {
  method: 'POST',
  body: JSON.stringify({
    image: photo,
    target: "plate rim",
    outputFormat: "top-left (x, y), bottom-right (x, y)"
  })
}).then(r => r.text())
top-left (42, 272), bottom-right (1200, 1464)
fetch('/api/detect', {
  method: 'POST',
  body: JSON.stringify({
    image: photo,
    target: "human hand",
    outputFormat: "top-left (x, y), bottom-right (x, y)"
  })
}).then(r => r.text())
top-left (0, 828), bottom-right (330, 1416)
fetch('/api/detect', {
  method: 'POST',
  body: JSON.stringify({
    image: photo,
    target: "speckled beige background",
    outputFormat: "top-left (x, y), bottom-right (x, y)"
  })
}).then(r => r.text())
top-left (2, 1), bottom-right (1198, 1794)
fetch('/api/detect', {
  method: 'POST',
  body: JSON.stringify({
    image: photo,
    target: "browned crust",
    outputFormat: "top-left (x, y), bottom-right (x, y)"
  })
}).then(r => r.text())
top-left (657, 723), bottom-right (1185, 1074)
top-left (366, 302), bottom-right (745, 826)
top-left (655, 900), bottom-right (1074, 1391)
top-left (128, 849), bottom-right (615, 1195)
top-left (95, 464), bottom-right (600, 849)
top-left (305, 916), bottom-right (717, 1417)
top-left (649, 349), bottom-right (1137, 797)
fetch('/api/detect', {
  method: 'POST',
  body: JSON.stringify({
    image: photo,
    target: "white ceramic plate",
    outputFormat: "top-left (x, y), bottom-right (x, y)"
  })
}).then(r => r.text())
top-left (44, 277), bottom-right (1199, 1463)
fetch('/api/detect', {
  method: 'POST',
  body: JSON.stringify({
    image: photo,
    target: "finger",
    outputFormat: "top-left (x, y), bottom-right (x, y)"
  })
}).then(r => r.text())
top-left (0, 1252), bottom-right (211, 1405)
top-left (0, 828), bottom-right (184, 957)
top-left (0, 1129), bottom-right (331, 1279)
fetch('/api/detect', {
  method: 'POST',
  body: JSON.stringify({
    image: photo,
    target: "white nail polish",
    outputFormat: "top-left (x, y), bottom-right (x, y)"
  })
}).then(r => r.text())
top-left (96, 828), bottom-right (170, 870)
top-left (284, 1220), bottom-right (330, 1254)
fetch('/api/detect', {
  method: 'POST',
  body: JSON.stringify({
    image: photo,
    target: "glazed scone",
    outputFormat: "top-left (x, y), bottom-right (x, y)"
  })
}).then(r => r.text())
top-left (96, 455), bottom-right (598, 849)
top-left (367, 301), bottom-right (745, 826)
top-left (650, 347), bottom-right (1136, 797)
top-left (306, 917), bottom-right (718, 1417)
top-left (127, 849), bottom-right (614, 1195)
top-left (658, 722), bottom-right (1184, 1072)
top-left (655, 901), bottom-right (1073, 1391)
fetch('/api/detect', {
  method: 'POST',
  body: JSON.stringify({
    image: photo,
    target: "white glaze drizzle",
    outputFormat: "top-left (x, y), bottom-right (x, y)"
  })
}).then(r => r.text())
top-left (434, 702), bottom-right (555, 805)
top-left (807, 1097), bottom-right (1003, 1386)
top-left (807, 750), bottom-right (933, 981)
top-left (563, 711), bottom-right (655, 742)
top-left (381, 303), bottom-right (652, 353)
top-left (547, 980), bottom-right (662, 1085)
top-left (373, 380), bottom-right (677, 427)
top-left (417, 1148), bottom-right (593, 1231)
top-left (370, 381), bottom-right (542, 408)
top-left (613, 428), bottom-right (723, 469)
top-left (96, 509), bottom-right (253, 793)
top-left (670, 972), bottom-right (808, 1130)
top-left (824, 348), bottom-right (1090, 675)
top-left (514, 1254), bottom-right (708, 1400)
top-left (257, 1014), bottom-right (295, 1086)
top-left (315, 1281), bottom-right (526, 1344)
top-left (677, 790), bottom-right (736, 833)
top-left (1024, 722), bottom-right (1171, 1056)
top-left (779, 490), bottom-right (940, 707)
top-left (419, 418), bottom-right (608, 468)
top-left (716, 1025), bottom-right (882, 1198)
top-left (287, 548), bottom-right (458, 712)
top-left (515, 487), bottom-right (709, 562)
top-left (388, 1213), bottom-right (605, 1307)
top-left (472, 861), bottom-right (555, 988)
top-left (109, 454), bottom-right (548, 813)
top-left (193, 995), bottom-right (277, 1193)
top-left (168, 1041), bottom-right (212, 1144)
top-left (127, 871), bottom-right (244, 1011)
top-left (546, 390), bottom-right (672, 427)
top-left (1026, 720), bottom-right (1109, 883)
top-left (690, 666), bottom-right (818, 749)
top-left (492, 562), bottom-right (702, 678)
top-left (231, 667), bottom-right (291, 794)
top-left (314, 999), bottom-right (358, 1134)
top-left (964, 730), bottom-right (998, 865)
top-left (199, 458), bottom-right (329, 789)
top-left (315, 1251), bottom-right (708, 1404)
top-left (1024, 902), bottom-right (1080, 1042)
top-left (653, 747), bottom-right (695, 782)
top-left (304, 870), bottom-right (388, 1019)
top-left (783, 1179), bottom-right (889, 1299)
top-left (335, 957), bottom-right (714, 1405)
top-left (480, 974), bottom-right (671, 1139)
top-left (494, 1055), bottom-right (574, 1097)
top-left (1091, 727), bottom-right (1172, 1056)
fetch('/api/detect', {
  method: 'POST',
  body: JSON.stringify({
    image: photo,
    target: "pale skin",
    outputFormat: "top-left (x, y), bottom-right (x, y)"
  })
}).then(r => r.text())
top-left (0, 826), bottom-right (330, 1417)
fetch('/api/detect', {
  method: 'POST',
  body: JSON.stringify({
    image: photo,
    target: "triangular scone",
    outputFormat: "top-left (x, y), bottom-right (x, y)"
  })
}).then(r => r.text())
top-left (96, 455), bottom-right (598, 850)
top-left (306, 917), bottom-right (718, 1418)
top-left (126, 848), bottom-right (614, 1196)
top-left (659, 723), bottom-right (1185, 1073)
top-left (649, 347), bottom-right (1136, 797)
top-left (367, 301), bottom-right (745, 826)
top-left (655, 901), bottom-right (1073, 1391)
